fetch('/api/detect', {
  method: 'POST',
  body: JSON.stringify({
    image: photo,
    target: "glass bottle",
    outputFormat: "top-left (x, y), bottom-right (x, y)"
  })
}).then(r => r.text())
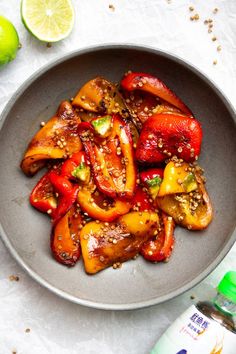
top-left (151, 271), bottom-right (236, 354)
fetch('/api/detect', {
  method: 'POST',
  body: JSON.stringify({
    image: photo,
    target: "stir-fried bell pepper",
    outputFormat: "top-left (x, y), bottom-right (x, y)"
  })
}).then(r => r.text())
top-left (136, 113), bottom-right (202, 164)
top-left (121, 72), bottom-right (193, 117)
top-left (30, 171), bottom-right (57, 218)
top-left (123, 90), bottom-right (182, 128)
top-left (51, 205), bottom-right (82, 266)
top-left (80, 211), bottom-right (159, 274)
top-left (127, 120), bottom-right (139, 146)
top-left (77, 186), bottom-right (131, 222)
top-left (72, 77), bottom-right (129, 117)
top-left (158, 161), bottom-right (198, 197)
top-left (132, 186), bottom-right (154, 211)
top-left (78, 115), bottom-right (136, 199)
top-left (141, 212), bottom-right (175, 262)
top-left (21, 101), bottom-right (82, 176)
top-left (49, 171), bottom-right (79, 224)
top-left (76, 109), bottom-right (100, 122)
top-left (157, 168), bottom-right (213, 230)
top-left (140, 168), bottom-right (164, 200)
top-left (61, 151), bottom-right (90, 184)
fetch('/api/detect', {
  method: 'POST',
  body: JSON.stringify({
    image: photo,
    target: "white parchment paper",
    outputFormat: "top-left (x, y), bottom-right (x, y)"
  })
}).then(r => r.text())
top-left (0, 1), bottom-right (235, 353)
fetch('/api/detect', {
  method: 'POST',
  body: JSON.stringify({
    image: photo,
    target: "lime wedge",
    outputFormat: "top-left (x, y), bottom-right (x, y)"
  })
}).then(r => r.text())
top-left (21, 0), bottom-right (75, 42)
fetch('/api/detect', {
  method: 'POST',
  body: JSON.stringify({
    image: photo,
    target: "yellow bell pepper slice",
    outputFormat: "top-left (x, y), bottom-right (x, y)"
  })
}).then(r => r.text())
top-left (157, 171), bottom-right (213, 230)
top-left (158, 161), bottom-right (198, 197)
top-left (80, 211), bottom-right (159, 274)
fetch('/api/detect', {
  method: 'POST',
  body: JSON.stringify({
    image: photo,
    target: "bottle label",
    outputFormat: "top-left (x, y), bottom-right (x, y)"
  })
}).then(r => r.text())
top-left (151, 305), bottom-right (236, 354)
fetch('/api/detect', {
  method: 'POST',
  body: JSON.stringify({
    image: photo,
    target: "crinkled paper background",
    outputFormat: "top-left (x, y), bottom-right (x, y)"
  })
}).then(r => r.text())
top-left (0, 0), bottom-right (235, 353)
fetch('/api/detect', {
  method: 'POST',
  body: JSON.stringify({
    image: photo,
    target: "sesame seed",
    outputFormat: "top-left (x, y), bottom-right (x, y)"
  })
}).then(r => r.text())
top-left (217, 45), bottom-right (222, 52)
top-left (9, 275), bottom-right (19, 281)
top-left (212, 36), bottom-right (217, 41)
top-left (40, 121), bottom-right (45, 127)
top-left (213, 60), bottom-right (217, 65)
top-left (109, 4), bottom-right (115, 11)
top-left (189, 6), bottom-right (194, 11)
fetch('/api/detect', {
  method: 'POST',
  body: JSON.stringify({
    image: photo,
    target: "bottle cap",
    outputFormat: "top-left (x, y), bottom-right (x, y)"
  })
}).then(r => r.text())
top-left (217, 271), bottom-right (236, 303)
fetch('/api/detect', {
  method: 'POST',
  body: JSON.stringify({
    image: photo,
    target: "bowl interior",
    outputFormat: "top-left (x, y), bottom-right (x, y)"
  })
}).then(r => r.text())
top-left (0, 46), bottom-right (236, 309)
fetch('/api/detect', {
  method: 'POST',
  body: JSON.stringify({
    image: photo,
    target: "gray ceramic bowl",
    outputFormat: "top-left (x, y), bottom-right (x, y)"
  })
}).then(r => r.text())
top-left (0, 45), bottom-right (236, 310)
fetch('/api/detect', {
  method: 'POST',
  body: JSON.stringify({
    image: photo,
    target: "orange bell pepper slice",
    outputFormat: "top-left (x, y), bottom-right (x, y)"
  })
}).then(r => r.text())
top-left (21, 101), bottom-right (82, 176)
top-left (77, 187), bottom-right (131, 222)
top-left (51, 205), bottom-right (82, 266)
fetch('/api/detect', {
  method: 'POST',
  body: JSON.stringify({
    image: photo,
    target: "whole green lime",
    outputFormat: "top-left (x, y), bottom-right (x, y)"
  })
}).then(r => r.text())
top-left (0, 15), bottom-right (19, 67)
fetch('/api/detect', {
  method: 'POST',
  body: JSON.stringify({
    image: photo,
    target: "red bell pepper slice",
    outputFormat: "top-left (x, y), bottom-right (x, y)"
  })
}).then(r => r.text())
top-left (140, 168), bottom-right (164, 183)
top-left (131, 186), bottom-right (154, 212)
top-left (48, 171), bottom-right (79, 225)
top-left (30, 171), bottom-right (57, 218)
top-left (78, 121), bottom-right (116, 198)
top-left (136, 113), bottom-right (202, 164)
top-left (60, 151), bottom-right (90, 184)
top-left (141, 212), bottom-right (175, 262)
top-left (123, 90), bottom-right (183, 127)
top-left (61, 151), bottom-right (85, 179)
top-left (121, 72), bottom-right (193, 117)
top-left (78, 115), bottom-right (136, 199)
top-left (51, 205), bottom-right (82, 266)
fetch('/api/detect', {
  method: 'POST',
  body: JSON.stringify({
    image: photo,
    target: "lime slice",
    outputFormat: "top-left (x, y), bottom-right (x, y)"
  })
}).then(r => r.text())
top-left (0, 15), bottom-right (19, 66)
top-left (21, 0), bottom-right (75, 42)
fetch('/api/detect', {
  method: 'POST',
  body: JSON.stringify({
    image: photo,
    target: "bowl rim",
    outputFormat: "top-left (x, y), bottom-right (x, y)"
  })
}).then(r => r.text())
top-left (0, 43), bottom-right (236, 310)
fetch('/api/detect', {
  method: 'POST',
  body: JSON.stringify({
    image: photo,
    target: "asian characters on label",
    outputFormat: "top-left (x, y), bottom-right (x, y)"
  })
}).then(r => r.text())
top-left (179, 311), bottom-right (224, 353)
